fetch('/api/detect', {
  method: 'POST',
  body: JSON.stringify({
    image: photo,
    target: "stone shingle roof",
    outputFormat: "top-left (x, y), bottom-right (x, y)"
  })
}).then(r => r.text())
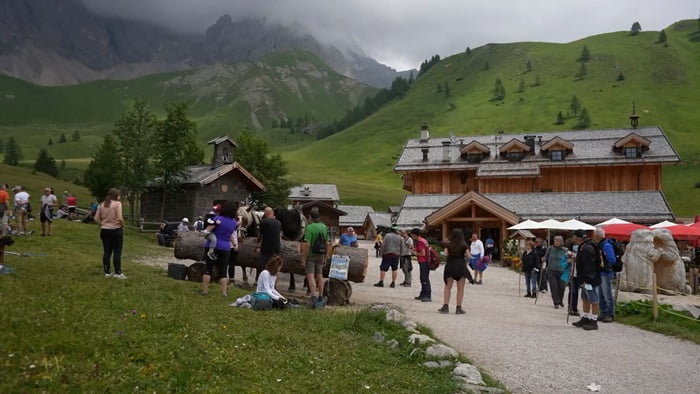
top-left (181, 163), bottom-right (264, 190)
top-left (289, 184), bottom-right (340, 202)
top-left (395, 126), bottom-right (680, 174)
top-left (395, 191), bottom-right (674, 227)
top-left (338, 205), bottom-right (375, 226)
top-left (366, 213), bottom-right (393, 229)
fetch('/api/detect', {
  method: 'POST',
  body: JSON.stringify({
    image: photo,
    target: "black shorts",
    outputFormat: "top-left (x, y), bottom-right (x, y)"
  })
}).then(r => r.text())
top-left (204, 248), bottom-right (230, 280)
top-left (40, 210), bottom-right (53, 223)
top-left (380, 255), bottom-right (400, 271)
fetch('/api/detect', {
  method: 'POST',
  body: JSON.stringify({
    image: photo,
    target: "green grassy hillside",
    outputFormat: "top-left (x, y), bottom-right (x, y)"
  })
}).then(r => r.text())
top-left (283, 20), bottom-right (700, 216)
top-left (0, 163), bottom-right (93, 206)
top-left (0, 50), bottom-right (375, 161)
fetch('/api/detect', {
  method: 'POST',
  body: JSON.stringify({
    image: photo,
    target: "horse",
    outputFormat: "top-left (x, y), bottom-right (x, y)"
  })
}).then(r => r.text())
top-left (274, 206), bottom-right (307, 290)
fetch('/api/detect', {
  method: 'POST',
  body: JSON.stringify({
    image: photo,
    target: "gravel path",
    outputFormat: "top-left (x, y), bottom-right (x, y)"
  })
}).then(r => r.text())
top-left (348, 241), bottom-right (700, 394)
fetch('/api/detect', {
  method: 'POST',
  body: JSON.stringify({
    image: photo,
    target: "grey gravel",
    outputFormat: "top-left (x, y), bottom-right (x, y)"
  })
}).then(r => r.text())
top-left (351, 241), bottom-right (700, 394)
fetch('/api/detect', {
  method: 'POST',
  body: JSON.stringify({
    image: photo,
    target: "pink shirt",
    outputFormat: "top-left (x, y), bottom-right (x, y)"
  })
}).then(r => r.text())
top-left (95, 200), bottom-right (124, 230)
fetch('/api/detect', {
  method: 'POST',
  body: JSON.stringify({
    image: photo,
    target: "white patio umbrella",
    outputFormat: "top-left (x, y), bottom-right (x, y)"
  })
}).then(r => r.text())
top-left (507, 219), bottom-right (541, 230)
top-left (537, 219), bottom-right (567, 229)
top-left (650, 220), bottom-right (677, 228)
top-left (561, 219), bottom-right (596, 230)
top-left (596, 218), bottom-right (631, 226)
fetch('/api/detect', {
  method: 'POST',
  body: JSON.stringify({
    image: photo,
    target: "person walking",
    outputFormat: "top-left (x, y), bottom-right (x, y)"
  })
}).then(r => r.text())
top-left (374, 226), bottom-right (402, 288)
top-left (469, 233), bottom-right (486, 284)
top-left (94, 188), bottom-right (126, 279)
top-left (0, 184), bottom-right (10, 236)
top-left (521, 240), bottom-right (539, 298)
top-left (438, 228), bottom-right (470, 314)
top-left (410, 228), bottom-right (432, 302)
top-left (572, 230), bottom-right (602, 330)
top-left (594, 227), bottom-right (617, 323)
top-left (201, 200), bottom-right (238, 297)
top-left (304, 208), bottom-right (329, 308)
top-left (399, 230), bottom-right (413, 287)
top-left (39, 187), bottom-right (57, 236)
top-left (374, 233), bottom-right (383, 257)
top-left (544, 235), bottom-right (568, 308)
top-left (534, 237), bottom-right (548, 294)
top-left (12, 186), bottom-right (31, 235)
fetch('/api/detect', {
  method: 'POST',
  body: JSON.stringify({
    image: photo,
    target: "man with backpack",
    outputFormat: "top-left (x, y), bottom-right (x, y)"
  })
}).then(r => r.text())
top-left (410, 228), bottom-right (432, 302)
top-left (571, 230), bottom-right (602, 331)
top-left (304, 208), bottom-right (328, 309)
top-left (374, 226), bottom-right (403, 288)
top-left (594, 227), bottom-right (619, 323)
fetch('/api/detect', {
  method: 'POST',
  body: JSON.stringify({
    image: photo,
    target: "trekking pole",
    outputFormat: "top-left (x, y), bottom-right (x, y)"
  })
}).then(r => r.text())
top-left (534, 268), bottom-right (540, 304)
top-left (518, 267), bottom-right (522, 296)
top-left (566, 259), bottom-right (576, 324)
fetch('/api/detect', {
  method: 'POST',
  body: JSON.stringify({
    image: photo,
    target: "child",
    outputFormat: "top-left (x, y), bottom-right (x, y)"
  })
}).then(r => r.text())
top-left (521, 240), bottom-right (539, 298)
top-left (203, 204), bottom-right (221, 260)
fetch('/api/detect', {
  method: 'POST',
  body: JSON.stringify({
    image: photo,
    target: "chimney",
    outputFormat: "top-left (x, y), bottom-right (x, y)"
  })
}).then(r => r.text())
top-left (419, 123), bottom-right (430, 142)
top-left (442, 140), bottom-right (451, 162)
top-left (421, 147), bottom-right (429, 161)
top-left (524, 135), bottom-right (536, 155)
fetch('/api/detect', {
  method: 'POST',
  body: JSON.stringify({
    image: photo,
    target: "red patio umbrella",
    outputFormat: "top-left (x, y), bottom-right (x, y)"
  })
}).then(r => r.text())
top-left (661, 225), bottom-right (700, 240)
top-left (601, 223), bottom-right (649, 241)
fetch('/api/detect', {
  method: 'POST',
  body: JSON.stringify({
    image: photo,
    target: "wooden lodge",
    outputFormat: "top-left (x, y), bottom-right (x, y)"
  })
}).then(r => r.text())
top-left (394, 119), bottom-right (680, 245)
top-left (289, 184), bottom-right (345, 239)
top-left (140, 136), bottom-right (265, 222)
top-left (338, 205), bottom-right (375, 238)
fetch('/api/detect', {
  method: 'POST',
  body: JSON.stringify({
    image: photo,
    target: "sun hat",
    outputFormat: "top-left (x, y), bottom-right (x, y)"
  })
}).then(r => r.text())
top-left (182, 218), bottom-right (189, 223)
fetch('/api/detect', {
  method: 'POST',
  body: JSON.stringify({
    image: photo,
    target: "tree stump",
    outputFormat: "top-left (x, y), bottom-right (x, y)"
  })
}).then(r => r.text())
top-left (324, 278), bottom-right (352, 306)
top-left (322, 244), bottom-right (369, 283)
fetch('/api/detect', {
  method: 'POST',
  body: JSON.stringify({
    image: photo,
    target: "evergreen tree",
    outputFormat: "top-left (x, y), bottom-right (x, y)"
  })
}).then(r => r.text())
top-left (526, 59), bottom-right (532, 72)
top-left (465, 47), bottom-right (471, 56)
top-left (491, 78), bottom-right (505, 101)
top-left (3, 137), bottom-right (22, 166)
top-left (483, 61), bottom-right (490, 70)
top-left (153, 102), bottom-right (203, 220)
top-left (630, 21), bottom-right (642, 35)
top-left (570, 96), bottom-right (581, 116)
top-left (71, 129), bottom-right (80, 142)
top-left (84, 135), bottom-right (122, 201)
top-left (617, 72), bottom-right (625, 81)
top-left (59, 133), bottom-right (67, 143)
top-left (658, 29), bottom-right (667, 43)
top-left (555, 111), bottom-right (565, 125)
top-left (48, 138), bottom-right (53, 146)
top-left (436, 83), bottom-right (442, 93)
top-left (34, 149), bottom-right (58, 178)
top-left (576, 62), bottom-right (588, 79)
top-left (444, 82), bottom-right (450, 98)
top-left (533, 74), bottom-right (541, 87)
top-left (578, 45), bottom-right (591, 62)
top-left (408, 71), bottom-right (414, 85)
top-left (516, 78), bottom-right (525, 93)
top-left (577, 107), bottom-right (591, 129)
top-left (234, 130), bottom-right (294, 208)
top-left (418, 54), bottom-right (441, 76)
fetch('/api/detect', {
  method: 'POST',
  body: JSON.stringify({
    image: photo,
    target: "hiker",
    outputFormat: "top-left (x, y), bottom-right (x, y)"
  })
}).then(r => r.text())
top-left (0, 184), bottom-right (10, 236)
top-left (94, 188), bottom-right (126, 279)
top-left (256, 254), bottom-right (287, 308)
top-left (399, 230), bottom-right (413, 287)
top-left (258, 207), bottom-right (282, 279)
top-left (157, 220), bottom-right (175, 246)
top-left (544, 235), bottom-right (568, 308)
top-left (66, 194), bottom-right (77, 220)
top-left (193, 216), bottom-right (205, 232)
top-left (304, 207), bottom-right (329, 308)
top-left (177, 218), bottom-right (190, 233)
top-left (521, 240), bottom-right (539, 298)
top-left (374, 233), bottom-right (383, 257)
top-left (594, 227), bottom-right (617, 323)
top-left (374, 226), bottom-right (402, 288)
top-left (439, 228), bottom-right (470, 314)
top-left (469, 233), bottom-right (486, 284)
top-left (39, 187), bottom-right (57, 236)
top-left (12, 186), bottom-right (31, 235)
top-left (339, 227), bottom-right (358, 247)
top-left (410, 228), bottom-right (432, 302)
top-left (535, 237), bottom-right (548, 294)
top-left (571, 230), bottom-right (602, 330)
top-left (201, 200), bottom-right (238, 297)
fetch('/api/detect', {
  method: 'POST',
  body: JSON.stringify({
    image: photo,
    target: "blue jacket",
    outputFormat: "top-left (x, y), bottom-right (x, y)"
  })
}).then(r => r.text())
top-left (599, 239), bottom-right (617, 277)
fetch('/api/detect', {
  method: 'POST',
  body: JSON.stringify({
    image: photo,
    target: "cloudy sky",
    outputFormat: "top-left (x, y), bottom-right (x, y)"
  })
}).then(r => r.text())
top-left (85, 0), bottom-right (698, 70)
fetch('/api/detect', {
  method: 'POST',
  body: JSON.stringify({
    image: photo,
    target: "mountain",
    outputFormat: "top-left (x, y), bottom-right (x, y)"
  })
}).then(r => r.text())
top-left (280, 20), bottom-right (700, 215)
top-left (0, 0), bottom-right (412, 87)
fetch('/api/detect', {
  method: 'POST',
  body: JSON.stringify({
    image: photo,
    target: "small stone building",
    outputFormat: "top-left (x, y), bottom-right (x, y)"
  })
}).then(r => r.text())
top-left (364, 212), bottom-right (393, 240)
top-left (338, 205), bottom-right (375, 238)
top-left (140, 136), bottom-right (265, 222)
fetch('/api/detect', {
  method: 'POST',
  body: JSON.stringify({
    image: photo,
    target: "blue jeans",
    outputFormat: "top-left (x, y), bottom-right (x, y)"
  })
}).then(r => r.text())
top-left (419, 262), bottom-right (431, 299)
top-left (524, 271), bottom-right (537, 294)
top-left (597, 274), bottom-right (615, 317)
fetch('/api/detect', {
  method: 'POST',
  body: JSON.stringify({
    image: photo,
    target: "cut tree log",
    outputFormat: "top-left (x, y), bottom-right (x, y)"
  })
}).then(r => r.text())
top-left (323, 244), bottom-right (368, 283)
top-left (324, 278), bottom-right (352, 306)
top-left (174, 232), bottom-right (206, 261)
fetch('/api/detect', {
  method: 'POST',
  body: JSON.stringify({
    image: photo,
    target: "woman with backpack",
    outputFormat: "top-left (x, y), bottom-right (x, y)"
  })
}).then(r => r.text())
top-left (439, 229), bottom-right (472, 314)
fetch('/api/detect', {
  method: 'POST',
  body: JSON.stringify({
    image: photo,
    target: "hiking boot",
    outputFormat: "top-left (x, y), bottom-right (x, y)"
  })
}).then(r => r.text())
top-left (207, 251), bottom-right (217, 261)
top-left (373, 281), bottom-right (384, 287)
top-left (568, 309), bottom-right (580, 316)
top-left (601, 315), bottom-right (614, 323)
top-left (401, 282), bottom-right (411, 287)
top-left (421, 298), bottom-right (432, 302)
top-left (582, 319), bottom-right (599, 330)
top-left (476, 280), bottom-right (483, 285)
top-left (438, 304), bottom-right (449, 314)
top-left (524, 293), bottom-right (532, 298)
top-left (572, 317), bottom-right (589, 328)
top-left (414, 296), bottom-right (424, 300)
top-left (455, 306), bottom-right (465, 315)
top-left (389, 282), bottom-right (395, 288)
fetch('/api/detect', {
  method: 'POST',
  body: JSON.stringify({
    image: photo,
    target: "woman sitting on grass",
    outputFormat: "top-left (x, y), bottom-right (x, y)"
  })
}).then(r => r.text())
top-left (256, 254), bottom-right (287, 308)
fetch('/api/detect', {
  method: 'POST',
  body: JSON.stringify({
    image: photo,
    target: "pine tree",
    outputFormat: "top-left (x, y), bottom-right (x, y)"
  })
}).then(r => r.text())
top-left (617, 72), bottom-right (625, 81)
top-left (408, 71), bottom-right (414, 85)
top-left (444, 82), bottom-right (450, 98)
top-left (526, 59), bottom-right (532, 72)
top-left (3, 137), bottom-right (23, 165)
top-left (570, 96), bottom-right (581, 116)
top-left (630, 21), bottom-right (642, 35)
top-left (516, 78), bottom-right (525, 93)
top-left (71, 129), bottom-right (80, 142)
top-left (576, 62), bottom-right (588, 79)
top-left (533, 74), bottom-right (541, 87)
top-left (491, 78), bottom-right (505, 101)
top-left (555, 111), bottom-right (565, 125)
top-left (84, 135), bottom-right (122, 201)
top-left (465, 47), bottom-right (471, 55)
top-left (59, 133), bottom-right (67, 143)
top-left (658, 29), bottom-right (667, 44)
top-left (578, 45), bottom-right (591, 62)
top-left (577, 107), bottom-right (591, 129)
top-left (34, 149), bottom-right (59, 178)
top-left (436, 83), bottom-right (442, 93)
top-left (483, 61), bottom-right (490, 70)
top-left (48, 138), bottom-right (53, 146)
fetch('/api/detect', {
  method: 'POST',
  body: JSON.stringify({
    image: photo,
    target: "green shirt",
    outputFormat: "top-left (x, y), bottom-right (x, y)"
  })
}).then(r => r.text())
top-left (304, 222), bottom-right (328, 255)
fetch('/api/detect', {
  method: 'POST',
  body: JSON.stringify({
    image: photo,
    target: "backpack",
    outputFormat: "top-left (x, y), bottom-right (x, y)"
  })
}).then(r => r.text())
top-left (428, 246), bottom-right (441, 270)
top-left (602, 239), bottom-right (624, 273)
top-left (311, 231), bottom-right (327, 255)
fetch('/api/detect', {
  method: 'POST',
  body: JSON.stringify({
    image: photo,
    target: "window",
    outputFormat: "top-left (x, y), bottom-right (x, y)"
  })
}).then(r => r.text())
top-left (624, 147), bottom-right (641, 158)
top-left (506, 151), bottom-right (524, 162)
top-left (549, 150), bottom-right (564, 161)
top-left (466, 153), bottom-right (484, 163)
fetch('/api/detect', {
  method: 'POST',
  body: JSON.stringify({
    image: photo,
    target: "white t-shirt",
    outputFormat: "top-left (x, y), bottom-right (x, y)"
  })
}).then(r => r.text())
top-left (41, 194), bottom-right (57, 208)
top-left (256, 270), bottom-right (282, 300)
top-left (470, 239), bottom-right (485, 256)
top-left (14, 191), bottom-right (29, 207)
